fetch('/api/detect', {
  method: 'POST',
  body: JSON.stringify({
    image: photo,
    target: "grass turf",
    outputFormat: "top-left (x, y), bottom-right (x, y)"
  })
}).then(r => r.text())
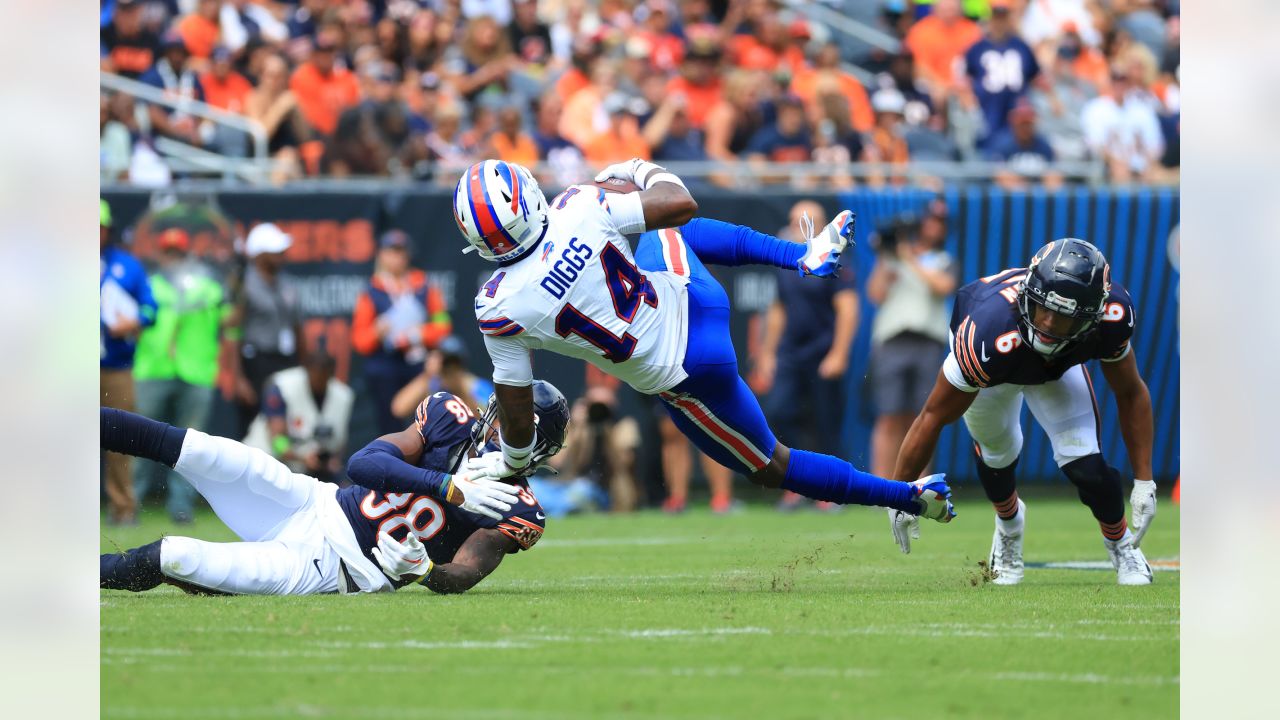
top-left (101, 493), bottom-right (1179, 719)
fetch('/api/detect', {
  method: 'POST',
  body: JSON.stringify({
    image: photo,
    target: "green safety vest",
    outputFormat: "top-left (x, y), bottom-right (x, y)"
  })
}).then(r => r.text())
top-left (913, 0), bottom-right (992, 21)
top-left (133, 268), bottom-right (228, 387)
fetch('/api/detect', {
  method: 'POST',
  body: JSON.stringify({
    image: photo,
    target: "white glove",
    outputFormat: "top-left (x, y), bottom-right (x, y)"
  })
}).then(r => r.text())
top-left (447, 470), bottom-right (520, 520)
top-left (594, 158), bottom-right (645, 184)
top-left (372, 531), bottom-right (433, 581)
top-left (461, 450), bottom-right (513, 479)
top-left (888, 508), bottom-right (921, 554)
top-left (1130, 479), bottom-right (1157, 548)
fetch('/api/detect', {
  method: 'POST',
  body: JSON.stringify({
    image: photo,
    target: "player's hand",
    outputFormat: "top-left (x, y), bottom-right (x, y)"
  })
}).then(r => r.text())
top-left (461, 450), bottom-right (513, 479)
top-left (888, 508), bottom-right (921, 554)
top-left (593, 158), bottom-right (644, 185)
top-left (446, 469), bottom-right (520, 520)
top-left (372, 531), bottom-right (433, 581)
top-left (1130, 479), bottom-right (1157, 548)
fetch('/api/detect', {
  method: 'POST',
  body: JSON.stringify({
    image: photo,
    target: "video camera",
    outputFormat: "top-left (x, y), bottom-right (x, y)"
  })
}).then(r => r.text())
top-left (870, 212), bottom-right (921, 255)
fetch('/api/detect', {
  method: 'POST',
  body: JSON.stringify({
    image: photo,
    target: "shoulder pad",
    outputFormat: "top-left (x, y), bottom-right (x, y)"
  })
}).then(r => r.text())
top-left (952, 312), bottom-right (1020, 389)
top-left (417, 391), bottom-right (477, 454)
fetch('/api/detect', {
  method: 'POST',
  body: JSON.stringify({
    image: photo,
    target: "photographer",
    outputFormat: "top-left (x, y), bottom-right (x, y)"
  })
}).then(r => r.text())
top-left (243, 350), bottom-right (354, 484)
top-left (541, 385), bottom-right (641, 514)
top-left (865, 200), bottom-right (957, 480)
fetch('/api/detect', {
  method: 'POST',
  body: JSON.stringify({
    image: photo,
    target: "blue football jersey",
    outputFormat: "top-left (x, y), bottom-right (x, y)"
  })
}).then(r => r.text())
top-left (336, 392), bottom-right (546, 581)
top-left (948, 267), bottom-right (1135, 388)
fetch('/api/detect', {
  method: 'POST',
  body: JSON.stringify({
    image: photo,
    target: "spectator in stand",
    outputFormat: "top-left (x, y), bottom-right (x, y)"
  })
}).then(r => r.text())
top-left (448, 15), bottom-right (520, 107)
top-left (554, 36), bottom-right (600, 105)
top-left (903, 0), bottom-right (982, 102)
top-left (390, 336), bottom-right (495, 421)
top-left (1115, 0), bottom-right (1167, 61)
top-left (1027, 33), bottom-right (1098, 162)
top-left (865, 199), bottom-right (956, 481)
top-left (101, 0), bottom-right (159, 79)
top-left (637, 0), bottom-right (686, 73)
top-left (287, 0), bottom-right (326, 41)
top-left (791, 42), bottom-right (875, 135)
top-left (228, 223), bottom-right (302, 439)
top-left (509, 0), bottom-right (554, 76)
top-left (131, 228), bottom-right (229, 524)
top-left (461, 0), bottom-right (514, 27)
top-left (961, 0), bottom-right (1041, 149)
top-left (728, 8), bottom-right (789, 73)
top-left (351, 230), bottom-right (452, 435)
top-left (901, 98), bottom-right (962, 165)
top-left (862, 89), bottom-right (911, 187)
top-left (704, 70), bottom-right (766, 163)
top-left (244, 350), bottom-right (355, 484)
top-left (645, 93), bottom-right (709, 165)
top-left (986, 103), bottom-right (1063, 189)
top-left (423, 103), bottom-right (476, 184)
top-left (177, 0), bottom-right (222, 61)
top-left (665, 41), bottom-right (723, 129)
top-left (290, 35), bottom-right (362, 137)
top-left (561, 59), bottom-right (622, 151)
top-left (460, 105), bottom-right (500, 154)
top-left (489, 104), bottom-right (539, 166)
top-left (101, 93), bottom-right (139, 181)
top-left (220, 0), bottom-right (290, 54)
top-left (246, 53), bottom-right (314, 181)
top-left (406, 9), bottom-right (448, 72)
top-left (585, 94), bottom-right (652, 166)
top-left (140, 31), bottom-right (207, 148)
top-left (201, 47), bottom-right (252, 114)
top-left (531, 95), bottom-right (588, 187)
top-left (1056, 22), bottom-right (1110, 93)
top-left (757, 200), bottom-right (859, 512)
top-left (745, 94), bottom-right (812, 181)
top-left (100, 199), bottom-right (158, 526)
top-left (1081, 70), bottom-right (1164, 184)
top-left (1019, 0), bottom-right (1101, 50)
top-left (811, 90), bottom-right (864, 190)
top-left (878, 52), bottom-right (935, 127)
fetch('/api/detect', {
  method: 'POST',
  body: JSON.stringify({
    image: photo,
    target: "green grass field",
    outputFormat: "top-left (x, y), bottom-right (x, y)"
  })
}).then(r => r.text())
top-left (101, 492), bottom-right (1179, 719)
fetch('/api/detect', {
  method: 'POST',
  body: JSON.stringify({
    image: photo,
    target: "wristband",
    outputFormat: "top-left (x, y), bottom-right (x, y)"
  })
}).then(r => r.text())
top-left (415, 558), bottom-right (436, 585)
top-left (645, 171), bottom-right (687, 190)
top-left (440, 475), bottom-right (462, 504)
top-left (271, 434), bottom-right (291, 456)
top-left (500, 435), bottom-right (536, 470)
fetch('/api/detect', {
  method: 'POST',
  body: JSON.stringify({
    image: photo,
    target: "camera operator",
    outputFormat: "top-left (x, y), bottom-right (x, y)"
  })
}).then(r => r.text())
top-left (243, 350), bottom-right (354, 484)
top-left (865, 199), bottom-right (957, 479)
top-left (543, 385), bottom-right (641, 514)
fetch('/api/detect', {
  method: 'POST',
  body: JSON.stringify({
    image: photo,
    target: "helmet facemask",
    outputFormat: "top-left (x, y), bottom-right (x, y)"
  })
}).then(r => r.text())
top-left (1017, 282), bottom-right (1101, 358)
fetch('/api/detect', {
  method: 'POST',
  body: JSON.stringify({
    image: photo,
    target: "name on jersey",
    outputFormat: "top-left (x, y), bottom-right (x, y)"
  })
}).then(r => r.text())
top-left (539, 236), bottom-right (594, 299)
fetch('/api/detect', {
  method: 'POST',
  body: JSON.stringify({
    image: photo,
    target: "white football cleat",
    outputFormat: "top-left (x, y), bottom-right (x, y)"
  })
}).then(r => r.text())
top-left (989, 500), bottom-right (1026, 586)
top-left (910, 474), bottom-right (956, 522)
top-left (1104, 532), bottom-right (1153, 586)
top-left (797, 210), bottom-right (854, 278)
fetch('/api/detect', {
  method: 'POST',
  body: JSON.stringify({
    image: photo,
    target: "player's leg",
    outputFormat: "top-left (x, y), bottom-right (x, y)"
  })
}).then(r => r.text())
top-left (674, 216), bottom-right (853, 277)
top-left (102, 536), bottom-right (340, 595)
top-left (1023, 366), bottom-right (1151, 584)
top-left (101, 408), bottom-right (316, 541)
top-left (961, 384), bottom-right (1028, 584)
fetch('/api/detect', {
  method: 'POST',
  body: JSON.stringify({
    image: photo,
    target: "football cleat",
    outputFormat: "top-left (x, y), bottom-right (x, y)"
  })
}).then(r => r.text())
top-left (797, 210), bottom-right (855, 278)
top-left (1105, 532), bottom-right (1153, 585)
top-left (989, 500), bottom-right (1026, 585)
top-left (911, 473), bottom-right (956, 522)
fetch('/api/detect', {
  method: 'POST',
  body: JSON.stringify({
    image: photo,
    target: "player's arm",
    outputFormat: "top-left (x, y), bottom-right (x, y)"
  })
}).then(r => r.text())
top-left (480, 329), bottom-right (539, 475)
top-left (595, 158), bottom-right (698, 234)
top-left (893, 370), bottom-right (977, 481)
top-left (1100, 351), bottom-right (1154, 480)
top-left (421, 528), bottom-right (519, 595)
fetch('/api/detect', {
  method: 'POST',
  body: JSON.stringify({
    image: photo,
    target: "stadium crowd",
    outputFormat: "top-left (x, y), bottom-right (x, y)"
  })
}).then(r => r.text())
top-left (101, 0), bottom-right (1180, 187)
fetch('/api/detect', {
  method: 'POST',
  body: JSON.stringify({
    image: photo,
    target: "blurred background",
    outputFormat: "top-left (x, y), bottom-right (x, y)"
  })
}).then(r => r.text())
top-left (99, 0), bottom-right (1180, 523)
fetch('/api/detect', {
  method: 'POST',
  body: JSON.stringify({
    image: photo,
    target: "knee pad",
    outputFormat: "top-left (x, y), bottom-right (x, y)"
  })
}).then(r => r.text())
top-left (159, 536), bottom-right (216, 582)
top-left (974, 452), bottom-right (1019, 505)
top-left (1060, 454), bottom-right (1124, 522)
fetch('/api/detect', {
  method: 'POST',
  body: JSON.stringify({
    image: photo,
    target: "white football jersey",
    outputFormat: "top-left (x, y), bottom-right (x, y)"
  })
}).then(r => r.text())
top-left (474, 185), bottom-right (690, 394)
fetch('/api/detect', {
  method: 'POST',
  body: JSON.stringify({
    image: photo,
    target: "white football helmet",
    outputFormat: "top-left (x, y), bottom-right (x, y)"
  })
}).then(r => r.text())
top-left (453, 160), bottom-right (549, 263)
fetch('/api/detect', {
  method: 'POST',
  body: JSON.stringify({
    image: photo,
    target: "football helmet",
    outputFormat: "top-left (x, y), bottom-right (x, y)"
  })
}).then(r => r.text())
top-left (470, 380), bottom-right (570, 476)
top-left (453, 160), bottom-right (549, 263)
top-left (1018, 238), bottom-right (1111, 357)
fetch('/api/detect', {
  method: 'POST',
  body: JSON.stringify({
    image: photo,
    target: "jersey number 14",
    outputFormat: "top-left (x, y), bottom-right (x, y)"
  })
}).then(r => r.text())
top-left (554, 245), bottom-right (658, 363)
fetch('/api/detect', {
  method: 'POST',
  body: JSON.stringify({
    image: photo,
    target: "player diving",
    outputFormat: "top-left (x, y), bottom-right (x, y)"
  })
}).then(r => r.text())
top-left (451, 157), bottom-right (954, 523)
top-left (887, 238), bottom-right (1158, 585)
top-left (100, 382), bottom-right (569, 595)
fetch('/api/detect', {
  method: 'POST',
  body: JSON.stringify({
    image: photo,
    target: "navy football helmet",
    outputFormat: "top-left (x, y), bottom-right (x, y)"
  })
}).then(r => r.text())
top-left (1017, 238), bottom-right (1111, 357)
top-left (470, 380), bottom-right (570, 476)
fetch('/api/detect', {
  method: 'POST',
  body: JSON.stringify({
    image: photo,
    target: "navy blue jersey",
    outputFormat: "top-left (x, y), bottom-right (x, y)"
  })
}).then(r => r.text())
top-left (964, 37), bottom-right (1040, 144)
top-left (336, 392), bottom-right (546, 576)
top-left (948, 267), bottom-right (1135, 388)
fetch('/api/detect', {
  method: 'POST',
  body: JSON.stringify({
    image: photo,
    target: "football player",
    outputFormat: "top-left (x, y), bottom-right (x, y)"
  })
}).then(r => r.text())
top-left (100, 381), bottom-right (568, 595)
top-left (887, 239), bottom-right (1157, 585)
top-left (452, 158), bottom-right (954, 524)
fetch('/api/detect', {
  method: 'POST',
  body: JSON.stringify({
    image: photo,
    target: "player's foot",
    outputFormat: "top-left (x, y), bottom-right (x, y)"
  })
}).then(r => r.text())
top-left (662, 495), bottom-right (687, 514)
top-left (910, 474), bottom-right (956, 522)
top-left (989, 500), bottom-right (1026, 585)
top-left (1105, 532), bottom-right (1153, 585)
top-left (775, 491), bottom-right (808, 512)
top-left (797, 210), bottom-right (855, 278)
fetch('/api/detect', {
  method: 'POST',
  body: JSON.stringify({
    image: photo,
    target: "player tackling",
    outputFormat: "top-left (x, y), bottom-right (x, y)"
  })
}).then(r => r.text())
top-left (100, 383), bottom-right (568, 595)
top-left (888, 238), bottom-right (1158, 585)
top-left (451, 157), bottom-right (954, 522)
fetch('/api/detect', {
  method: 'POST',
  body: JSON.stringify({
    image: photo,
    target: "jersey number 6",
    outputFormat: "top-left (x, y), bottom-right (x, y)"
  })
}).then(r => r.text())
top-left (554, 245), bottom-right (658, 363)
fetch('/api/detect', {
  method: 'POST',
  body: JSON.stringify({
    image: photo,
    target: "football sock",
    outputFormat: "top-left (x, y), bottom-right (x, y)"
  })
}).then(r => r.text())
top-left (1099, 518), bottom-right (1128, 541)
top-left (101, 408), bottom-right (187, 468)
top-left (680, 217), bottom-right (805, 269)
top-left (781, 449), bottom-right (918, 513)
top-left (100, 540), bottom-right (164, 592)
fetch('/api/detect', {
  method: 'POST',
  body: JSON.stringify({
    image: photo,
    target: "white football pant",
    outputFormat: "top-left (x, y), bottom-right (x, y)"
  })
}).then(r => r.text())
top-left (963, 364), bottom-right (1101, 470)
